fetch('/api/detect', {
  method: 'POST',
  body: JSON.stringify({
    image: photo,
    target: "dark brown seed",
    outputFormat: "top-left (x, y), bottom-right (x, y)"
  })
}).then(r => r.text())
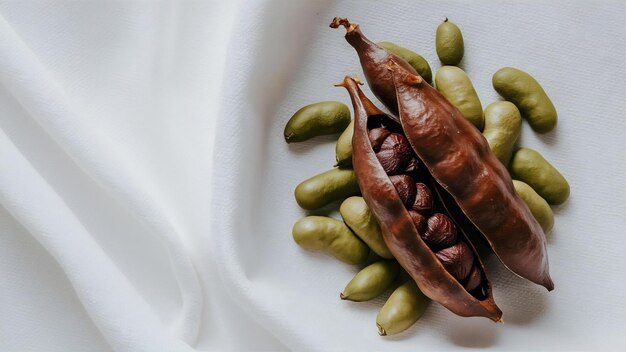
top-left (464, 265), bottom-right (483, 291)
top-left (408, 210), bottom-right (426, 233)
top-left (375, 133), bottom-right (413, 175)
top-left (412, 183), bottom-right (433, 215)
top-left (388, 175), bottom-right (416, 207)
top-left (435, 242), bottom-right (475, 280)
top-left (379, 133), bottom-right (412, 157)
top-left (422, 213), bottom-right (458, 250)
top-left (368, 127), bottom-right (391, 152)
top-left (376, 149), bottom-right (405, 175)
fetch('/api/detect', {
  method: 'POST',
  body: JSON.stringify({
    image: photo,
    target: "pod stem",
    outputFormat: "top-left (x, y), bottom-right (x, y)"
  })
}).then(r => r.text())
top-left (329, 17), bottom-right (358, 33)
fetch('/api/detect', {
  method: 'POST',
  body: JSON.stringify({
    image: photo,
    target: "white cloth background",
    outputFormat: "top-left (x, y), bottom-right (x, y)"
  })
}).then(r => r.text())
top-left (2, 1), bottom-right (626, 351)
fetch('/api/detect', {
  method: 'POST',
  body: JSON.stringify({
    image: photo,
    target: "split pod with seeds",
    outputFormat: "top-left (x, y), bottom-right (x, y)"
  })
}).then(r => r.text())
top-left (331, 17), bottom-right (554, 320)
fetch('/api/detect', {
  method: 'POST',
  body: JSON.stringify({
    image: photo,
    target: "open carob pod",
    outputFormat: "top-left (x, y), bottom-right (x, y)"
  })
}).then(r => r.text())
top-left (332, 17), bottom-right (554, 292)
top-left (337, 76), bottom-right (502, 321)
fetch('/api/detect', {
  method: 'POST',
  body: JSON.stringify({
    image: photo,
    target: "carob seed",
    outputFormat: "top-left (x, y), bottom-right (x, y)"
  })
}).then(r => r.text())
top-left (464, 265), bottom-right (483, 291)
top-left (422, 213), bottom-right (458, 250)
top-left (435, 242), bottom-right (475, 280)
top-left (389, 175), bottom-right (416, 207)
top-left (368, 127), bottom-right (391, 152)
top-left (412, 183), bottom-right (434, 215)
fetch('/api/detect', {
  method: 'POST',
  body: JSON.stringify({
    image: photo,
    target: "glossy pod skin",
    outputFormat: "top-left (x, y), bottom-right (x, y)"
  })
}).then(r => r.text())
top-left (292, 216), bottom-right (369, 265)
top-left (435, 66), bottom-right (484, 130)
top-left (390, 65), bottom-right (554, 291)
top-left (335, 120), bottom-right (354, 166)
top-left (284, 101), bottom-right (351, 143)
top-left (436, 18), bottom-right (464, 66)
top-left (294, 167), bottom-right (360, 210)
top-left (376, 281), bottom-right (429, 336)
top-left (513, 180), bottom-right (554, 233)
top-left (482, 101), bottom-right (522, 166)
top-left (341, 260), bottom-right (400, 301)
top-left (378, 42), bottom-right (432, 84)
top-left (492, 67), bottom-right (557, 133)
top-left (330, 18), bottom-right (419, 115)
top-left (509, 148), bottom-right (570, 205)
top-left (339, 76), bottom-right (502, 321)
top-left (340, 196), bottom-right (394, 259)
top-left (332, 18), bottom-right (553, 291)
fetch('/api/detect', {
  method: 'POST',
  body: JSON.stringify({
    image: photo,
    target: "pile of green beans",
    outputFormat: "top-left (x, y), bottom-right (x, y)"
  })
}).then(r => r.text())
top-left (284, 17), bottom-right (569, 337)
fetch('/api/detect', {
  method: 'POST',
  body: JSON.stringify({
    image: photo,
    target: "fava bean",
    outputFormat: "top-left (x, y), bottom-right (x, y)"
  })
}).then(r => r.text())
top-left (340, 197), bottom-right (393, 259)
top-left (482, 101), bottom-right (522, 166)
top-left (284, 101), bottom-right (350, 143)
top-left (376, 281), bottom-right (429, 336)
top-left (378, 41), bottom-right (432, 84)
top-left (435, 66), bottom-right (484, 130)
top-left (513, 180), bottom-right (554, 233)
top-left (292, 216), bottom-right (369, 265)
top-left (492, 67), bottom-right (557, 133)
top-left (436, 18), bottom-right (464, 66)
top-left (341, 260), bottom-right (400, 301)
top-left (294, 167), bottom-right (360, 210)
top-left (509, 148), bottom-right (569, 205)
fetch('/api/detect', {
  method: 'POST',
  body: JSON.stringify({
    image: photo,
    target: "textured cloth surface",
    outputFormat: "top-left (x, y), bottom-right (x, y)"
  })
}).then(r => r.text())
top-left (213, 1), bottom-right (626, 351)
top-left (2, 1), bottom-right (626, 351)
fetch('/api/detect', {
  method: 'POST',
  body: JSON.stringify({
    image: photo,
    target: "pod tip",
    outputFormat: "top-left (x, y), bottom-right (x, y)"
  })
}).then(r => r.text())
top-left (377, 324), bottom-right (387, 336)
top-left (444, 17), bottom-right (449, 22)
top-left (334, 76), bottom-right (363, 88)
top-left (340, 292), bottom-right (347, 300)
top-left (284, 133), bottom-right (294, 143)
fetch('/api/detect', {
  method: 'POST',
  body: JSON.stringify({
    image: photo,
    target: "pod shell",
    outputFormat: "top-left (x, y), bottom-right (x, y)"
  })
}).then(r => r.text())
top-left (341, 76), bottom-right (502, 321)
top-left (390, 65), bottom-right (553, 291)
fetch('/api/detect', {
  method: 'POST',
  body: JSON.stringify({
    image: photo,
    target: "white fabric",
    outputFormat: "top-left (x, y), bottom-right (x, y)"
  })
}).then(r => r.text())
top-left (2, 1), bottom-right (626, 351)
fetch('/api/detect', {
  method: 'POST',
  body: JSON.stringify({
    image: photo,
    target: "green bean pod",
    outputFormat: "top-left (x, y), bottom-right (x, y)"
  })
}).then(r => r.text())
top-left (340, 197), bottom-right (393, 259)
top-left (378, 41), bottom-right (432, 84)
top-left (482, 101), bottom-right (522, 166)
top-left (292, 216), bottom-right (369, 265)
top-left (335, 120), bottom-right (354, 166)
top-left (284, 101), bottom-right (351, 143)
top-left (341, 260), bottom-right (400, 301)
top-left (376, 281), bottom-right (429, 336)
top-left (436, 18), bottom-right (464, 66)
top-left (435, 66), bottom-right (484, 130)
top-left (492, 67), bottom-right (557, 133)
top-left (509, 147), bottom-right (570, 205)
top-left (294, 167), bottom-right (360, 210)
top-left (512, 180), bottom-right (554, 234)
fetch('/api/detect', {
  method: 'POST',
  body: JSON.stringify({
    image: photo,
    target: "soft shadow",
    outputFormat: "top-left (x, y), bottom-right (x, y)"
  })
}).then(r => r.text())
top-left (286, 134), bottom-right (341, 155)
top-left (535, 125), bottom-right (558, 146)
top-left (487, 255), bottom-right (550, 325)
top-left (546, 196), bottom-right (570, 246)
top-left (444, 317), bottom-right (501, 348)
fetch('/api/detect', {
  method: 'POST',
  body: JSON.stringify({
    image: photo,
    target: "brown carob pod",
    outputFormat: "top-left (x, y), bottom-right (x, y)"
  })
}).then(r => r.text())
top-left (330, 17), bottom-right (418, 115)
top-left (338, 76), bottom-right (502, 321)
top-left (332, 17), bottom-right (553, 292)
top-left (390, 65), bottom-right (553, 290)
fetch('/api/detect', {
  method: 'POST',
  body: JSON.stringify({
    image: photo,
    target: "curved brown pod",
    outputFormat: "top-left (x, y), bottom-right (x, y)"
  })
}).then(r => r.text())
top-left (330, 17), bottom-right (418, 115)
top-left (390, 65), bottom-right (554, 291)
top-left (338, 76), bottom-right (502, 321)
top-left (332, 17), bottom-right (553, 291)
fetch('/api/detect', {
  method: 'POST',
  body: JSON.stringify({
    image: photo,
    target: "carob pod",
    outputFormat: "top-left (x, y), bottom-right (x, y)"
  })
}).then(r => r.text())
top-left (332, 17), bottom-right (554, 291)
top-left (330, 17), bottom-right (419, 116)
top-left (338, 76), bottom-right (502, 321)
